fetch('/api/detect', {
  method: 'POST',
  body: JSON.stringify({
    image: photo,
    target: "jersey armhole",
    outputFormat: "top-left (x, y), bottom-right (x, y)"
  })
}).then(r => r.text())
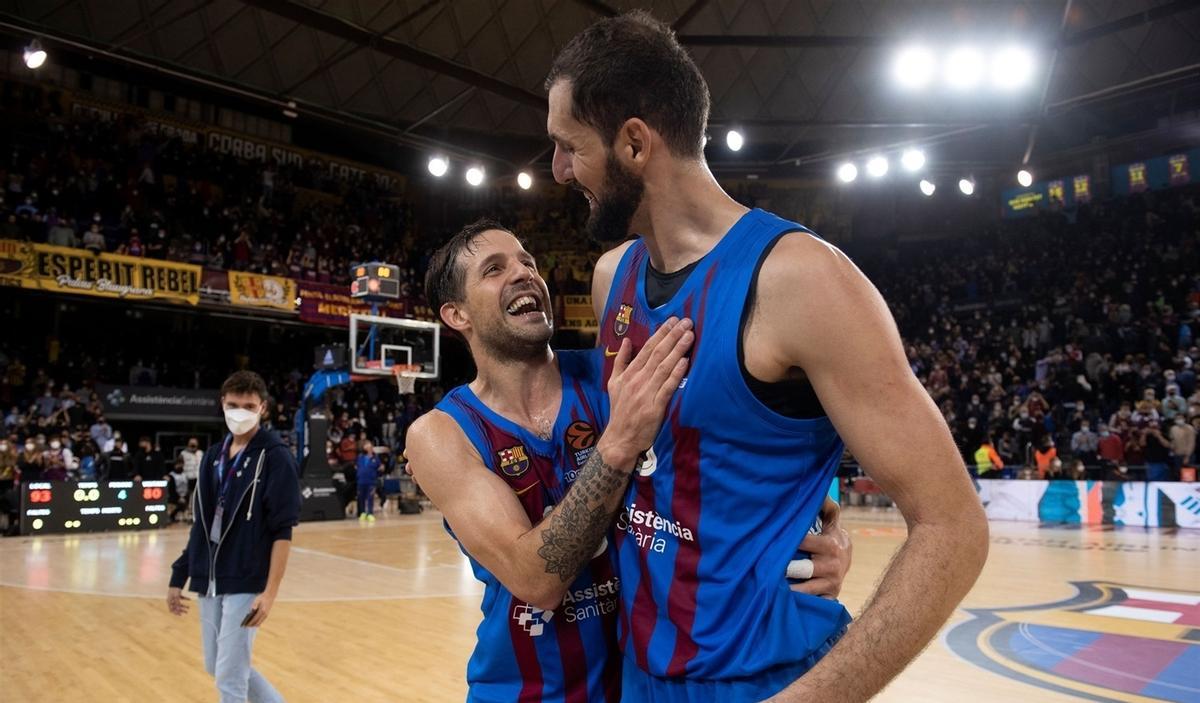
top-left (736, 230), bottom-right (828, 420)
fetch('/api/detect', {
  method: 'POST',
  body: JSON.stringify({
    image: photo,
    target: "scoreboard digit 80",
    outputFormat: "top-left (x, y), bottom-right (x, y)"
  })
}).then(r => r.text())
top-left (21, 481), bottom-right (170, 535)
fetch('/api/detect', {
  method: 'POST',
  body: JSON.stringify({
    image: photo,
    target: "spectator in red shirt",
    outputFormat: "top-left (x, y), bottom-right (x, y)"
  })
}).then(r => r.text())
top-left (1097, 423), bottom-right (1125, 464)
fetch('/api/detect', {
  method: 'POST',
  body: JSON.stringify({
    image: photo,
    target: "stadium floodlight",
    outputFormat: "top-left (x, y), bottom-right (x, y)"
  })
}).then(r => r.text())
top-left (991, 47), bottom-right (1035, 90)
top-left (894, 46), bottom-right (935, 90)
top-left (901, 148), bottom-right (926, 172)
top-left (517, 172), bottom-right (533, 190)
top-left (23, 39), bottom-right (47, 69)
top-left (837, 162), bottom-right (858, 183)
top-left (726, 129), bottom-right (745, 152)
top-left (958, 178), bottom-right (975, 196)
top-left (466, 166), bottom-right (485, 187)
top-left (427, 156), bottom-right (449, 178)
top-left (945, 46), bottom-right (984, 90)
top-left (919, 179), bottom-right (936, 196)
top-left (866, 156), bottom-right (889, 178)
top-left (1017, 169), bottom-right (1033, 187)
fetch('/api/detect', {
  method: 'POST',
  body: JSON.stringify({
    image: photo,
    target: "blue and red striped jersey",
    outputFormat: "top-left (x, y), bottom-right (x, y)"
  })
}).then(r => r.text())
top-left (435, 349), bottom-right (622, 703)
top-left (597, 209), bottom-right (853, 680)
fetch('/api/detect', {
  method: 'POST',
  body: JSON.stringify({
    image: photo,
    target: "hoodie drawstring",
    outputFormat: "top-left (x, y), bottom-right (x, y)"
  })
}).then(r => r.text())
top-left (246, 449), bottom-right (266, 520)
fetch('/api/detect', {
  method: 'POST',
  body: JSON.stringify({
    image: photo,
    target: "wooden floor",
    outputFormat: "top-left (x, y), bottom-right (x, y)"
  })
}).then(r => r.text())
top-left (1, 507), bottom-right (1196, 702)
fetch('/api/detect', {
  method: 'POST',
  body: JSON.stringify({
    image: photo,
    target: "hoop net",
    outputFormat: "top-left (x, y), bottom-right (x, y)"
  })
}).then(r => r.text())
top-left (392, 364), bottom-right (421, 395)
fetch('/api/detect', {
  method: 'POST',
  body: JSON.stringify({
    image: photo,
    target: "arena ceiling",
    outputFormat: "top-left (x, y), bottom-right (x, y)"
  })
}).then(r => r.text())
top-left (2, 0), bottom-right (1199, 177)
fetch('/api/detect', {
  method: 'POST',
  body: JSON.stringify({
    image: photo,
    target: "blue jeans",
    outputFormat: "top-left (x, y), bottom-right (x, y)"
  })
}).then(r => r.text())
top-left (1146, 462), bottom-right (1171, 482)
top-left (199, 593), bottom-right (285, 703)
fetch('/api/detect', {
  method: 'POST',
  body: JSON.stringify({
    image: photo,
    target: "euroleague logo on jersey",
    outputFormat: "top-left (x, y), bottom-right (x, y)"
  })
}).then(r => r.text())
top-left (497, 445), bottom-right (530, 477)
top-left (614, 303), bottom-right (633, 336)
top-left (565, 420), bottom-right (596, 468)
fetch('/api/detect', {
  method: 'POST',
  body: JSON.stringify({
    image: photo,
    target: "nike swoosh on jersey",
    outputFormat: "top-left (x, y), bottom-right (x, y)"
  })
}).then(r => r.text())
top-left (514, 481), bottom-right (542, 496)
top-left (604, 347), bottom-right (618, 357)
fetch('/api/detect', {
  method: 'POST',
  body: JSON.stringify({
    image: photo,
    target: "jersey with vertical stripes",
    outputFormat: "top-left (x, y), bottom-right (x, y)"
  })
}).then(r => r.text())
top-left (434, 349), bottom-right (622, 703)
top-left (597, 209), bottom-right (853, 680)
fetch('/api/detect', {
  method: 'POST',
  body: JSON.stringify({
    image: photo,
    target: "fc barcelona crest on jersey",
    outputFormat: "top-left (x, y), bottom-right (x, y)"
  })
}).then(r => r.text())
top-left (497, 445), bottom-right (530, 477)
top-left (614, 303), bottom-right (633, 336)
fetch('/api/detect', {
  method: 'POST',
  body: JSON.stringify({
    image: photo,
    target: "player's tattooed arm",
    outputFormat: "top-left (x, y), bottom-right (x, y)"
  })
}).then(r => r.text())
top-left (537, 448), bottom-right (628, 581)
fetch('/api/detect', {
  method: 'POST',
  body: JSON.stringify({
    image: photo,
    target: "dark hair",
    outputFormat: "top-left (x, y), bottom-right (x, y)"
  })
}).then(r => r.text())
top-left (220, 370), bottom-right (268, 402)
top-left (546, 10), bottom-right (709, 158)
top-left (424, 218), bottom-right (515, 315)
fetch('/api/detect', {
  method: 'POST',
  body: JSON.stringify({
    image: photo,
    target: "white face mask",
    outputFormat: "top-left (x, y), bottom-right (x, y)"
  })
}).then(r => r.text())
top-left (50, 441), bottom-right (61, 449)
top-left (224, 407), bottom-right (260, 436)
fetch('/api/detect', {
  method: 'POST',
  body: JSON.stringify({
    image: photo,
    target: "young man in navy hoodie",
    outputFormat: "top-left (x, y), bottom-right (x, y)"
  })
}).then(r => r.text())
top-left (167, 370), bottom-right (301, 703)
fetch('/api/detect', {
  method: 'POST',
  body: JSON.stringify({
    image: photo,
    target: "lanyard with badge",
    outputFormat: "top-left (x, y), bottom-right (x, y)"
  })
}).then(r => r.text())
top-left (209, 436), bottom-right (247, 544)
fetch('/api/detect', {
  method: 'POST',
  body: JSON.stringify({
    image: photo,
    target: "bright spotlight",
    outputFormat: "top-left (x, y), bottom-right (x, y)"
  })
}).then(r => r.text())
top-left (991, 47), bottom-right (1035, 90)
top-left (427, 156), bottom-right (449, 178)
top-left (726, 129), bottom-right (744, 152)
top-left (517, 171), bottom-right (533, 190)
top-left (837, 162), bottom-right (858, 183)
top-left (958, 178), bottom-right (975, 196)
top-left (465, 166), bottom-right (485, 187)
top-left (894, 46), bottom-right (935, 90)
top-left (901, 149), bottom-right (926, 172)
top-left (1017, 169), bottom-right (1033, 187)
top-left (866, 156), bottom-right (889, 178)
top-left (919, 179), bottom-right (936, 196)
top-left (945, 47), bottom-right (984, 90)
top-left (23, 39), bottom-right (47, 70)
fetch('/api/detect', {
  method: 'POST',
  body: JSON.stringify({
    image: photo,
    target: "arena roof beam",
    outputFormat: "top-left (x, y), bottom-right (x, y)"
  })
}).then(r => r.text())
top-left (1062, 0), bottom-right (1200, 48)
top-left (679, 34), bottom-right (894, 49)
top-left (672, 0), bottom-right (712, 31)
top-left (570, 0), bottom-right (619, 18)
top-left (241, 0), bottom-right (547, 110)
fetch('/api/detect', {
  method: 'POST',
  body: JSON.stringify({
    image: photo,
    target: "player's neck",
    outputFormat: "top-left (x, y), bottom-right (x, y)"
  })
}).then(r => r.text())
top-left (229, 427), bottom-right (258, 455)
top-left (471, 349), bottom-right (561, 430)
top-left (638, 162), bottom-right (748, 273)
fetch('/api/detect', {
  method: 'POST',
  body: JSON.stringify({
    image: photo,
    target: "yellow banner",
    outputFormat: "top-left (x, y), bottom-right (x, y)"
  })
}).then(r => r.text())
top-left (228, 271), bottom-right (297, 311)
top-left (0, 239), bottom-right (200, 305)
top-left (561, 294), bottom-right (598, 331)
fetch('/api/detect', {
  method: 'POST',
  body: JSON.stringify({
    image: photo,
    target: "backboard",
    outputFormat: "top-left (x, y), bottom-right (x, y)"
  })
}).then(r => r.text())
top-left (348, 314), bottom-right (440, 381)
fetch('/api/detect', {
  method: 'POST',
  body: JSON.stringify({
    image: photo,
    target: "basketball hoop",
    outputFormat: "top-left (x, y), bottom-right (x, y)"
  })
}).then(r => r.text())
top-left (392, 364), bottom-right (420, 395)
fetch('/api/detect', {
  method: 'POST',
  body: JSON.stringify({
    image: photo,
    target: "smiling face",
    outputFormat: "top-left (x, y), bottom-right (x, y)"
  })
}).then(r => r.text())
top-left (548, 81), bottom-right (645, 245)
top-left (434, 228), bottom-right (553, 362)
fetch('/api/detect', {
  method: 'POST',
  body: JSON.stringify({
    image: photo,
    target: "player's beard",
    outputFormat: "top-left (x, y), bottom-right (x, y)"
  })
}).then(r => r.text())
top-left (585, 151), bottom-right (644, 246)
top-left (475, 306), bottom-right (554, 364)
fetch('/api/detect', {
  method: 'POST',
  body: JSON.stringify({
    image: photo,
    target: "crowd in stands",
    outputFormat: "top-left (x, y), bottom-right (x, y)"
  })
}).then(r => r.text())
top-left (2, 108), bottom-right (1198, 535)
top-left (860, 185), bottom-right (1200, 481)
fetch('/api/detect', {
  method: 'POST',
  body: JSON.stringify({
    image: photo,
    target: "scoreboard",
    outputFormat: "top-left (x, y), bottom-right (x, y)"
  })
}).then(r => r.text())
top-left (21, 481), bottom-right (170, 535)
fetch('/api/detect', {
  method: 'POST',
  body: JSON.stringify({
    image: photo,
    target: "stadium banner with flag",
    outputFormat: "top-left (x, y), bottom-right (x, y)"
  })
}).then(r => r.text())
top-left (297, 280), bottom-right (435, 327)
top-left (0, 239), bottom-right (201, 305)
top-left (228, 271), bottom-right (297, 311)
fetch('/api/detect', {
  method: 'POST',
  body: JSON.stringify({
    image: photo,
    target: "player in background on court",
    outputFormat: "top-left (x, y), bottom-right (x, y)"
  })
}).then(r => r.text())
top-left (547, 11), bottom-right (989, 702)
top-left (406, 219), bottom-right (694, 701)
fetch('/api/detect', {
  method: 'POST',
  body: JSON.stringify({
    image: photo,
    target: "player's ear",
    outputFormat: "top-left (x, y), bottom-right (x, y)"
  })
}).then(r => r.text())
top-left (439, 301), bottom-right (471, 333)
top-left (616, 118), bottom-right (652, 173)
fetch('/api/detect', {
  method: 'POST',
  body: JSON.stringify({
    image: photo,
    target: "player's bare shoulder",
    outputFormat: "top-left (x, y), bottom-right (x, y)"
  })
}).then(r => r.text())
top-left (405, 409), bottom-right (477, 474)
top-left (591, 240), bottom-right (637, 306)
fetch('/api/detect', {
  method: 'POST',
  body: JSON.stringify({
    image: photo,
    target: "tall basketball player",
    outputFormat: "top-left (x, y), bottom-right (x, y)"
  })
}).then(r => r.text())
top-left (406, 219), bottom-right (693, 701)
top-left (546, 11), bottom-right (989, 702)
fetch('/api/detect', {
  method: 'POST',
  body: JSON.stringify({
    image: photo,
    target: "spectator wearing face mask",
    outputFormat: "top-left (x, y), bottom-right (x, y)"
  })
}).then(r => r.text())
top-left (1142, 421), bottom-right (1173, 481)
top-left (104, 441), bottom-right (129, 480)
top-left (102, 430), bottom-right (128, 454)
top-left (1162, 384), bottom-right (1187, 421)
top-left (168, 458), bottom-right (189, 523)
top-left (132, 436), bottom-right (165, 481)
top-left (41, 439), bottom-right (68, 481)
top-left (1097, 423), bottom-right (1124, 465)
top-left (1169, 416), bottom-right (1196, 474)
top-left (90, 415), bottom-right (113, 448)
top-left (180, 438), bottom-right (204, 499)
top-left (1070, 421), bottom-right (1099, 466)
top-left (17, 439), bottom-right (43, 482)
top-left (0, 439), bottom-right (17, 492)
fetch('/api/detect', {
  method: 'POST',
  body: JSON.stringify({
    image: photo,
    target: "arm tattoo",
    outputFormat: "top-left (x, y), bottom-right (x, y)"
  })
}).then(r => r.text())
top-left (537, 449), bottom-right (628, 582)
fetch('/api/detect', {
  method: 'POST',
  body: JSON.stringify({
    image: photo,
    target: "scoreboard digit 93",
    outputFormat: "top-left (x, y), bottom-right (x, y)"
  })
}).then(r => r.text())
top-left (21, 480), bottom-right (170, 535)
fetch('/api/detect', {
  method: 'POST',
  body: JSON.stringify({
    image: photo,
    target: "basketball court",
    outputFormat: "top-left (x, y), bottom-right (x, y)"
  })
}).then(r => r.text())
top-left (2, 507), bottom-right (1195, 702)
